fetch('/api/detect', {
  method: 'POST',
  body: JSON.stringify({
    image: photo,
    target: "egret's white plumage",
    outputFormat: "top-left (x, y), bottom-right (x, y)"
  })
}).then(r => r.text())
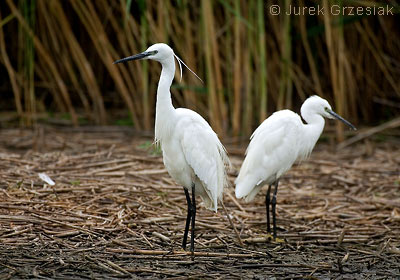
top-left (236, 95), bottom-right (354, 201)
top-left (235, 109), bottom-right (304, 202)
top-left (159, 107), bottom-right (229, 211)
top-left (114, 43), bottom-right (229, 251)
top-left (148, 43), bottom-right (229, 212)
top-left (235, 95), bottom-right (356, 238)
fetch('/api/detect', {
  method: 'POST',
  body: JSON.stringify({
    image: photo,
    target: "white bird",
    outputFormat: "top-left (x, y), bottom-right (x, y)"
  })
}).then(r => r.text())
top-left (235, 95), bottom-right (356, 239)
top-left (114, 43), bottom-right (230, 253)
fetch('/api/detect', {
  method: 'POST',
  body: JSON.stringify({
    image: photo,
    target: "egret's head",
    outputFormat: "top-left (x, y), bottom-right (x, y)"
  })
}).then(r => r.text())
top-left (113, 43), bottom-right (173, 64)
top-left (144, 43), bottom-right (174, 62)
top-left (302, 95), bottom-right (356, 130)
top-left (114, 43), bottom-right (203, 83)
top-left (303, 96), bottom-right (333, 118)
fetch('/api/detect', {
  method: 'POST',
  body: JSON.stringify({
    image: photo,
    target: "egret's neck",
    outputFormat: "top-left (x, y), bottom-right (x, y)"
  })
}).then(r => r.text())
top-left (155, 56), bottom-right (176, 143)
top-left (299, 111), bottom-right (325, 159)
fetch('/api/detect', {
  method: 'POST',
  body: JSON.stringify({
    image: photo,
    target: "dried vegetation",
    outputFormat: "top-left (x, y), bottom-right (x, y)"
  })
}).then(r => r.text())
top-left (0, 127), bottom-right (399, 279)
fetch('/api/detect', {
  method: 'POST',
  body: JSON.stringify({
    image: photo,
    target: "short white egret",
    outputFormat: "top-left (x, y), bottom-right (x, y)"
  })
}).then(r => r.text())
top-left (235, 95), bottom-right (356, 239)
top-left (114, 43), bottom-right (230, 253)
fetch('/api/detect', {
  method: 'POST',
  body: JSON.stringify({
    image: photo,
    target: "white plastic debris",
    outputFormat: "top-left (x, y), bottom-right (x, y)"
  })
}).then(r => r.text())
top-left (38, 173), bottom-right (55, 186)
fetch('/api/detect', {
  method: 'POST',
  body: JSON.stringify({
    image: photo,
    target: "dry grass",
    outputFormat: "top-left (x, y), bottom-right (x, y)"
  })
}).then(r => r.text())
top-left (0, 127), bottom-right (399, 278)
top-left (0, 1), bottom-right (399, 137)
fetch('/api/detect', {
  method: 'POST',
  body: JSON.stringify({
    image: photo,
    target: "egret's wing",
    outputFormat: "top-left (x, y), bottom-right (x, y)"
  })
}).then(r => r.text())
top-left (179, 121), bottom-right (228, 211)
top-left (236, 110), bottom-right (302, 200)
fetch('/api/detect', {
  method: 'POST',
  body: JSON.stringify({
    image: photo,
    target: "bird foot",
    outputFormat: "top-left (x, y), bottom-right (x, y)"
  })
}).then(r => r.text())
top-left (179, 246), bottom-right (195, 253)
top-left (262, 233), bottom-right (285, 244)
top-left (243, 234), bottom-right (285, 244)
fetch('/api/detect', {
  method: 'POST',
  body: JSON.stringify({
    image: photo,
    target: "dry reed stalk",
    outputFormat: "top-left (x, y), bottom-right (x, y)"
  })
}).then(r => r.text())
top-left (49, 0), bottom-right (106, 124)
top-left (182, 0), bottom-right (198, 110)
top-left (257, 0), bottom-right (268, 123)
top-left (113, 3), bottom-right (149, 122)
top-left (209, 5), bottom-right (228, 133)
top-left (232, 0), bottom-right (242, 136)
top-left (70, 0), bottom-right (141, 128)
top-left (323, 0), bottom-right (343, 141)
top-left (298, 1), bottom-right (323, 97)
top-left (0, 11), bottom-right (23, 119)
top-left (336, 6), bottom-right (346, 143)
top-left (201, 0), bottom-right (222, 134)
top-left (7, 0), bottom-right (79, 126)
top-left (361, 20), bottom-right (400, 95)
top-left (21, 0), bottom-right (35, 127)
top-left (139, 3), bottom-right (151, 130)
top-left (1, 1), bottom-right (399, 139)
top-left (277, 0), bottom-right (292, 110)
top-left (38, 0), bottom-right (91, 121)
top-left (242, 34), bottom-right (252, 138)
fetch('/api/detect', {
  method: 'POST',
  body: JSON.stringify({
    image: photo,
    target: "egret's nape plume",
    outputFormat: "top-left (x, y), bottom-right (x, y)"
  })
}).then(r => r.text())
top-left (174, 54), bottom-right (203, 83)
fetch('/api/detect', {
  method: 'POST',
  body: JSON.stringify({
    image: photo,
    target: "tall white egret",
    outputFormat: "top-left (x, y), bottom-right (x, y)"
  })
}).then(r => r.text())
top-left (114, 43), bottom-right (230, 253)
top-left (235, 95), bottom-right (356, 239)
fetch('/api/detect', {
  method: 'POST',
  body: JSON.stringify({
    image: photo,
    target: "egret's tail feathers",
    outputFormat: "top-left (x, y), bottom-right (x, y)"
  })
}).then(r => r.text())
top-left (195, 178), bottom-right (219, 213)
top-left (243, 185), bottom-right (263, 202)
top-left (235, 180), bottom-right (263, 203)
top-left (214, 138), bottom-right (231, 212)
top-left (199, 194), bottom-right (218, 212)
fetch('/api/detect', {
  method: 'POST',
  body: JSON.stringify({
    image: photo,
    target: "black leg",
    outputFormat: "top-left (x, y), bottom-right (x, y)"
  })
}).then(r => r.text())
top-left (271, 180), bottom-right (279, 239)
top-left (182, 187), bottom-right (192, 250)
top-left (190, 183), bottom-right (196, 253)
top-left (266, 185), bottom-right (272, 233)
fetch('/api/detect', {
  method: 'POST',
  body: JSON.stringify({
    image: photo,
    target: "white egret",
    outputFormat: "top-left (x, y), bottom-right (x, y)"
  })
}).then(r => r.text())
top-left (114, 43), bottom-right (230, 253)
top-left (235, 95), bottom-right (356, 239)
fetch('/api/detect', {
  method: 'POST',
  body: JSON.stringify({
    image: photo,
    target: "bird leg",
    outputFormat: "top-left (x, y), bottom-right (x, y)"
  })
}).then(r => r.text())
top-left (182, 183), bottom-right (196, 253)
top-left (190, 183), bottom-right (196, 254)
top-left (271, 180), bottom-right (279, 240)
top-left (265, 185), bottom-right (272, 233)
top-left (182, 187), bottom-right (192, 250)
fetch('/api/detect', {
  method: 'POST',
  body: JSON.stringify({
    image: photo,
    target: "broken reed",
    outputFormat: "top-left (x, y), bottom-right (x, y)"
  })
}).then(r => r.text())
top-left (1, 0), bottom-right (399, 138)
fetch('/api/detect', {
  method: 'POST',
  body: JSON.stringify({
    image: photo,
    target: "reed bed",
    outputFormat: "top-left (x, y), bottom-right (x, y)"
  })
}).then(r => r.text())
top-left (0, 1), bottom-right (399, 138)
top-left (0, 127), bottom-right (399, 278)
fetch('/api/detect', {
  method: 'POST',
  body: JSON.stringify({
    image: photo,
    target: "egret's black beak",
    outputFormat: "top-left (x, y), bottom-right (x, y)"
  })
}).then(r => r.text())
top-left (113, 50), bottom-right (157, 64)
top-left (327, 109), bottom-right (357, 130)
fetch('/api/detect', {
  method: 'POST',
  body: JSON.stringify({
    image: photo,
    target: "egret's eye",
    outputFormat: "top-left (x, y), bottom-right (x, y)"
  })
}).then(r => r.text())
top-left (149, 50), bottom-right (158, 55)
top-left (324, 107), bottom-right (329, 111)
